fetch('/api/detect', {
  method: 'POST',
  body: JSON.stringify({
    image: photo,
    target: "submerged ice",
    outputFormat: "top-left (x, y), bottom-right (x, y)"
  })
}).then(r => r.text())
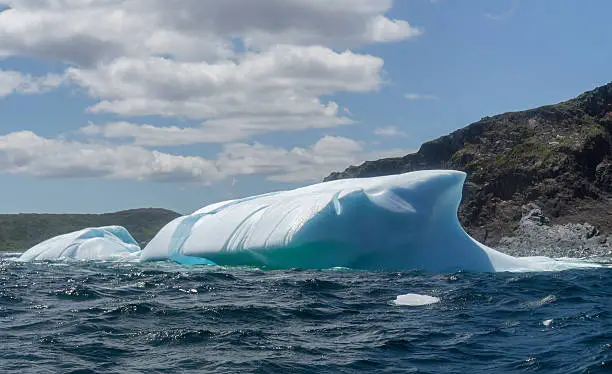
top-left (17, 170), bottom-right (605, 272)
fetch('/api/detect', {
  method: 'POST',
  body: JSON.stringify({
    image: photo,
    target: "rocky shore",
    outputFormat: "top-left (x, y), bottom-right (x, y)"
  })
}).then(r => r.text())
top-left (497, 204), bottom-right (611, 258)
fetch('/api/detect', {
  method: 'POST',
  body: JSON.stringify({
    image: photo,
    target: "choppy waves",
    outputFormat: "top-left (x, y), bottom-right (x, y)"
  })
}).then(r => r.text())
top-left (1, 254), bottom-right (611, 373)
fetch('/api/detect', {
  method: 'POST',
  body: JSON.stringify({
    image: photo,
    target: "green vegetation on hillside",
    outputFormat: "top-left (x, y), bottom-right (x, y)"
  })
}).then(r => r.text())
top-left (0, 208), bottom-right (181, 252)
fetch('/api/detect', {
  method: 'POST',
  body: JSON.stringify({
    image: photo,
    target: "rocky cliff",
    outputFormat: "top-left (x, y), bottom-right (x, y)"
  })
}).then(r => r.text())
top-left (326, 83), bottom-right (612, 253)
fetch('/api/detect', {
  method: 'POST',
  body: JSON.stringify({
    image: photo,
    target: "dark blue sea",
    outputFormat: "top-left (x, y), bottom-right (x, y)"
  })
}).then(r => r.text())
top-left (1, 252), bottom-right (611, 373)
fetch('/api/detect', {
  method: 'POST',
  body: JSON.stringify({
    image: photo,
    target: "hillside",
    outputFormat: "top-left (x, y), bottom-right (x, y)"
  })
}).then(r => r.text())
top-left (326, 83), bottom-right (612, 249)
top-left (0, 208), bottom-right (181, 252)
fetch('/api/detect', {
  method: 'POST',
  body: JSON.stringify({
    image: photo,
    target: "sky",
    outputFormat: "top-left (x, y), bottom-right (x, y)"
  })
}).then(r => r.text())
top-left (0, 0), bottom-right (610, 214)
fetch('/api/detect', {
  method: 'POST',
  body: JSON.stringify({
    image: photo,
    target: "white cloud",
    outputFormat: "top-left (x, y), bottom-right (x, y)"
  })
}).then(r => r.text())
top-left (373, 126), bottom-right (408, 137)
top-left (80, 110), bottom-right (356, 146)
top-left (0, 131), bottom-right (223, 183)
top-left (368, 15), bottom-right (423, 42)
top-left (217, 136), bottom-right (413, 183)
top-left (0, 131), bottom-right (412, 183)
top-left (0, 1), bottom-right (420, 183)
top-left (80, 122), bottom-right (248, 146)
top-left (0, 1), bottom-right (421, 143)
top-left (0, 70), bottom-right (62, 96)
top-left (67, 46), bottom-right (374, 139)
top-left (0, 0), bottom-right (421, 65)
top-left (66, 46), bottom-right (383, 118)
top-left (217, 136), bottom-right (363, 182)
top-left (404, 93), bottom-right (438, 100)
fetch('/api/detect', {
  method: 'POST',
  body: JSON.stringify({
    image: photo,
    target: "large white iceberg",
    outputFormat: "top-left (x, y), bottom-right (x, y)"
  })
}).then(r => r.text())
top-left (17, 170), bottom-right (602, 272)
top-left (18, 226), bottom-right (141, 261)
top-left (141, 170), bottom-right (560, 272)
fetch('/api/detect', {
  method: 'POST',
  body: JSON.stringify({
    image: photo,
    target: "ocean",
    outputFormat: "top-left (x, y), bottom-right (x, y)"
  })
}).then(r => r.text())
top-left (1, 252), bottom-right (611, 373)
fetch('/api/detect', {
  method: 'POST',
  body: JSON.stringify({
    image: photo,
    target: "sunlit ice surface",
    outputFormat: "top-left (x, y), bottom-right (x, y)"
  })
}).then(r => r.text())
top-left (18, 170), bottom-right (610, 273)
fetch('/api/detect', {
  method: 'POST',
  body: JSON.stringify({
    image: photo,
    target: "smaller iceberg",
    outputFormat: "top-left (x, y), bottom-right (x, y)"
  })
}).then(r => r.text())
top-left (17, 226), bottom-right (141, 261)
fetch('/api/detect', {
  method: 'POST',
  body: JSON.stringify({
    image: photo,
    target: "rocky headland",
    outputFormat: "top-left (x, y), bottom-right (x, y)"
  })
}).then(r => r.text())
top-left (326, 83), bottom-right (612, 257)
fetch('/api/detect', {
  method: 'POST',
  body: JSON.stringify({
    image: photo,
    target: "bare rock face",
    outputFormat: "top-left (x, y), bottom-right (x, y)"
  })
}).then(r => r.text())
top-left (497, 204), bottom-right (612, 258)
top-left (325, 82), bottom-right (612, 255)
top-left (595, 159), bottom-right (612, 192)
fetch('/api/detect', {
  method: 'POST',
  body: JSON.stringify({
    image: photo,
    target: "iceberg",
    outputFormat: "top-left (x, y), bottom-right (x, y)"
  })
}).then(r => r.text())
top-left (18, 226), bottom-right (141, 261)
top-left (142, 170), bottom-right (537, 272)
top-left (17, 170), bottom-right (604, 272)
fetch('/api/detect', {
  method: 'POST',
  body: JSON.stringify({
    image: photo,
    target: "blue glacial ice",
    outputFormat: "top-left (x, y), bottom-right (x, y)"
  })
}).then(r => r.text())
top-left (141, 170), bottom-right (600, 272)
top-left (143, 170), bottom-right (506, 271)
top-left (17, 170), bottom-right (604, 272)
top-left (18, 226), bottom-right (141, 261)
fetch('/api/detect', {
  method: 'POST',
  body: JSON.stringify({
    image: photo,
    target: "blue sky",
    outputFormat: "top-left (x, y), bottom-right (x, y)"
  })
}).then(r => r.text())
top-left (0, 0), bottom-right (610, 214)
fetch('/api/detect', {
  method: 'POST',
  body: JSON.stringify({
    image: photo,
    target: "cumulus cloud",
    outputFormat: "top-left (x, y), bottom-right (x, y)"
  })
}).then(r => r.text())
top-left (217, 136), bottom-right (414, 182)
top-left (66, 46), bottom-right (382, 121)
top-left (81, 112), bottom-right (354, 146)
top-left (0, 70), bottom-right (63, 96)
top-left (373, 126), bottom-right (408, 137)
top-left (0, 1), bottom-right (420, 183)
top-left (218, 136), bottom-right (366, 182)
top-left (0, 0), bottom-right (421, 65)
top-left (0, 131), bottom-right (412, 183)
top-left (66, 46), bottom-right (376, 139)
top-left (0, 131), bottom-right (223, 183)
top-left (0, 1), bottom-right (420, 141)
top-left (368, 15), bottom-right (422, 42)
top-left (80, 122), bottom-right (246, 146)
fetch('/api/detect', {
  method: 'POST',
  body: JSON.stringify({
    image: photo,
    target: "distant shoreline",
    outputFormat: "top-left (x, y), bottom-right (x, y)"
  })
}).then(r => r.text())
top-left (0, 208), bottom-right (180, 252)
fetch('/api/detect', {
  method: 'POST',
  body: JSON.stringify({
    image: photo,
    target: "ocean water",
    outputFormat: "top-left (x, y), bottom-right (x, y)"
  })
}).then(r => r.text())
top-left (1, 252), bottom-right (611, 373)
